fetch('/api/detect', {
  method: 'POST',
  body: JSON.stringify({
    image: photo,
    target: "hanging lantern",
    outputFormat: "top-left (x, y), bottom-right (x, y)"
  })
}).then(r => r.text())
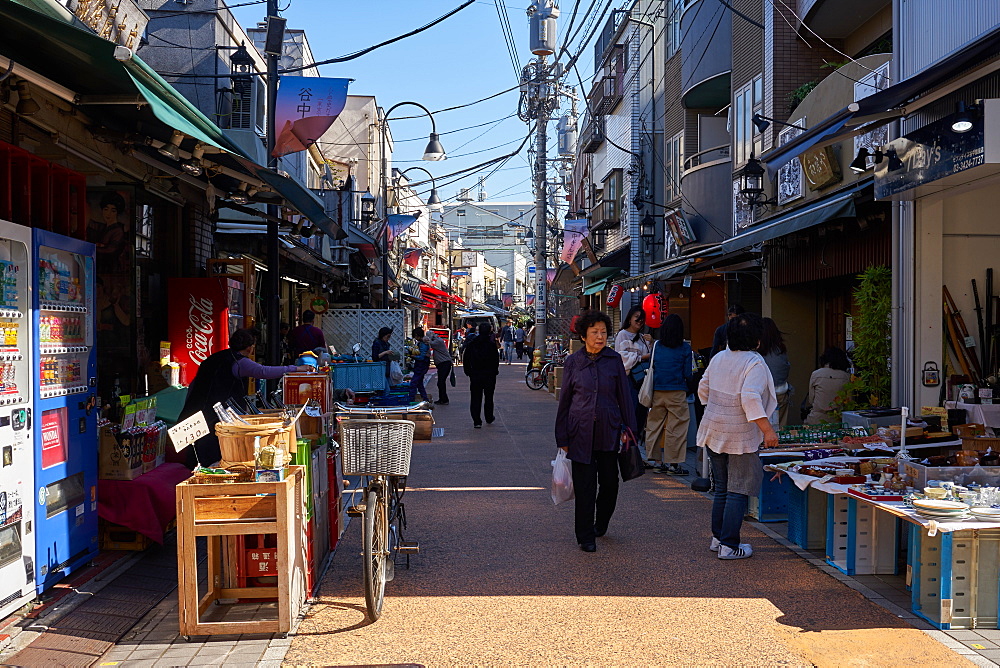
top-left (606, 283), bottom-right (623, 308)
top-left (570, 314), bottom-right (580, 336)
top-left (643, 293), bottom-right (664, 328)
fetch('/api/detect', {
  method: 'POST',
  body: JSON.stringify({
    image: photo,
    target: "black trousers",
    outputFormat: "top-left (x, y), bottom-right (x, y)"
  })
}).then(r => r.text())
top-left (436, 361), bottom-right (453, 402)
top-left (571, 451), bottom-right (620, 544)
top-left (515, 341), bottom-right (524, 359)
top-left (468, 376), bottom-right (496, 425)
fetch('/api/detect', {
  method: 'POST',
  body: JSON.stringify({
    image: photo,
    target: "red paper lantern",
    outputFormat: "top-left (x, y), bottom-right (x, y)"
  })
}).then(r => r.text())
top-left (643, 293), bottom-right (664, 328)
top-left (606, 284), bottom-right (623, 307)
top-left (570, 314), bottom-right (580, 335)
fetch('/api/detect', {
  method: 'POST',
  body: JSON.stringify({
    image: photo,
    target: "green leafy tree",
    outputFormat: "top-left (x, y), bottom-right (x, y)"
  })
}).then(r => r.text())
top-left (851, 265), bottom-right (892, 408)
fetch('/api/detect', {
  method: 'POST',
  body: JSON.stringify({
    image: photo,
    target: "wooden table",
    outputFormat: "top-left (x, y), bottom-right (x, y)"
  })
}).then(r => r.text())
top-left (175, 466), bottom-right (307, 638)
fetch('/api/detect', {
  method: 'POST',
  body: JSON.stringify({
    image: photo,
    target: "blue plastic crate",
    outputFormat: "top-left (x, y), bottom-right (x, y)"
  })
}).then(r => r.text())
top-left (786, 484), bottom-right (828, 550)
top-left (330, 362), bottom-right (387, 392)
top-left (748, 454), bottom-right (800, 522)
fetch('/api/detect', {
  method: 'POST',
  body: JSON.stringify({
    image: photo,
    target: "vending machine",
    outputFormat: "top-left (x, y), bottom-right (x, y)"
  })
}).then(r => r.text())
top-left (0, 220), bottom-right (35, 618)
top-left (167, 277), bottom-right (233, 385)
top-left (32, 230), bottom-right (97, 593)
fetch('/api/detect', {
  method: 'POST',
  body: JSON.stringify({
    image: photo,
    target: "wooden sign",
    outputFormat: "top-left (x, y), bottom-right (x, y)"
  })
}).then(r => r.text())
top-left (801, 145), bottom-right (842, 190)
top-left (168, 411), bottom-right (210, 453)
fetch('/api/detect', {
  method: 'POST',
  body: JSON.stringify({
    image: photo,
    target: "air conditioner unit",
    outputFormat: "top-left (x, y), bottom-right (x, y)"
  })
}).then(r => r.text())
top-left (231, 74), bottom-right (266, 134)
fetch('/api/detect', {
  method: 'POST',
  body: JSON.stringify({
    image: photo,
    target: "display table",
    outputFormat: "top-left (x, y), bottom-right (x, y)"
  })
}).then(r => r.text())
top-left (945, 401), bottom-right (1000, 429)
top-left (98, 463), bottom-right (192, 543)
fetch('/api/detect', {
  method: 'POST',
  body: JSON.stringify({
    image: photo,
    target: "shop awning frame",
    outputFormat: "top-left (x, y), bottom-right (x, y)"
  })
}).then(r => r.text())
top-left (0, 0), bottom-right (344, 239)
top-left (761, 23), bottom-right (1000, 178)
top-left (582, 278), bottom-right (611, 295)
top-left (420, 283), bottom-right (465, 306)
top-left (720, 180), bottom-right (869, 254)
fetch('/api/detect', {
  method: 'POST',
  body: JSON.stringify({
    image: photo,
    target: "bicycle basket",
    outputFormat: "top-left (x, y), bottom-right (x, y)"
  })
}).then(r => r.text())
top-left (338, 419), bottom-right (415, 476)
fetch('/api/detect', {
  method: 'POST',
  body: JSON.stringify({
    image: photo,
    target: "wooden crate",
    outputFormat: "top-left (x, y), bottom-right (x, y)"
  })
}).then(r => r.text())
top-left (100, 519), bottom-right (150, 551)
top-left (176, 466), bottom-right (307, 638)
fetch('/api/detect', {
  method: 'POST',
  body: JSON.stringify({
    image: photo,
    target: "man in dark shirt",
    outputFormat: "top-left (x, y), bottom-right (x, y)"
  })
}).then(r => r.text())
top-left (287, 310), bottom-right (326, 356)
top-left (710, 304), bottom-right (745, 358)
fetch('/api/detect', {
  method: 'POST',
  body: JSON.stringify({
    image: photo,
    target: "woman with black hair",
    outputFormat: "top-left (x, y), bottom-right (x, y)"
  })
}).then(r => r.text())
top-left (556, 310), bottom-right (637, 553)
top-left (645, 313), bottom-right (692, 475)
top-left (614, 305), bottom-right (653, 464)
top-left (697, 312), bottom-right (778, 560)
top-left (759, 317), bottom-right (792, 426)
top-left (463, 323), bottom-right (500, 428)
top-left (803, 346), bottom-right (851, 425)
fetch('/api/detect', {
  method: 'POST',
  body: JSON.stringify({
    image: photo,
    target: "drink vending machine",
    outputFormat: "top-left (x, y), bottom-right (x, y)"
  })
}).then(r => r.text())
top-left (0, 220), bottom-right (34, 618)
top-left (32, 230), bottom-right (97, 593)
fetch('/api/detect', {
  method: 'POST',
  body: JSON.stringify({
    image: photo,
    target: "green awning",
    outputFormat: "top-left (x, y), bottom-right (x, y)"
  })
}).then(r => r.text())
top-left (720, 181), bottom-right (868, 253)
top-left (0, 0), bottom-right (343, 238)
top-left (582, 278), bottom-right (611, 295)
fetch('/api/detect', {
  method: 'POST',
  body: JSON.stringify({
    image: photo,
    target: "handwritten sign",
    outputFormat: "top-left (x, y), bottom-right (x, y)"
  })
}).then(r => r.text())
top-left (168, 411), bottom-right (210, 453)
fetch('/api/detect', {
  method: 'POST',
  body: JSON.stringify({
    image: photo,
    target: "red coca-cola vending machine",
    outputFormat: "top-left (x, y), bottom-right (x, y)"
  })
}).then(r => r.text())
top-left (168, 278), bottom-right (231, 385)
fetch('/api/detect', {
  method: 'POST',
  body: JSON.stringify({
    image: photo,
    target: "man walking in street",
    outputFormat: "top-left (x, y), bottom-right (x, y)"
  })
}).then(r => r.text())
top-left (500, 319), bottom-right (515, 365)
top-left (286, 310), bottom-right (326, 356)
top-left (514, 322), bottom-right (526, 360)
top-left (427, 330), bottom-right (454, 405)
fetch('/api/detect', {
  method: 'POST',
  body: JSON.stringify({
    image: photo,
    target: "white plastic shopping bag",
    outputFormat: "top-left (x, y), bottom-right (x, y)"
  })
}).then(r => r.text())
top-left (551, 449), bottom-right (574, 505)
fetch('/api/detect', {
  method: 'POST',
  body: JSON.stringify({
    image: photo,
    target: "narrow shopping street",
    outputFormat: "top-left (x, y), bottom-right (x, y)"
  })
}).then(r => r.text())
top-left (285, 363), bottom-right (967, 667)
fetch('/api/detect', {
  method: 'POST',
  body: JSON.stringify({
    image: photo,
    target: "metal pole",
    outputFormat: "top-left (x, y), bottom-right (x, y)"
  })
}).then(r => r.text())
top-left (265, 0), bottom-right (281, 365)
top-left (380, 111), bottom-right (391, 309)
top-left (533, 55), bottom-right (549, 347)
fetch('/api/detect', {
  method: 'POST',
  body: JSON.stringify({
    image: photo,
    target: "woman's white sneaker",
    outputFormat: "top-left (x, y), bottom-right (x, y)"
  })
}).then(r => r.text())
top-left (709, 537), bottom-right (720, 552)
top-left (718, 544), bottom-right (753, 559)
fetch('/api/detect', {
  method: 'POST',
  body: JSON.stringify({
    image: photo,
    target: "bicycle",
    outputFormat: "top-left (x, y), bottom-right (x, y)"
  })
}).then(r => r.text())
top-left (525, 348), bottom-right (568, 390)
top-left (337, 414), bottom-right (419, 621)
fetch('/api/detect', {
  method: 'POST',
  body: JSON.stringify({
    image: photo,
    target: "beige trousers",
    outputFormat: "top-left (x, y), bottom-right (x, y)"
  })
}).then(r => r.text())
top-left (644, 390), bottom-right (690, 464)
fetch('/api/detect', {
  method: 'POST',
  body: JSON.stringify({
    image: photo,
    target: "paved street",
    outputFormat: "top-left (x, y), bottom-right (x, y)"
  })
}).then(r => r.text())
top-left (285, 362), bottom-right (969, 667)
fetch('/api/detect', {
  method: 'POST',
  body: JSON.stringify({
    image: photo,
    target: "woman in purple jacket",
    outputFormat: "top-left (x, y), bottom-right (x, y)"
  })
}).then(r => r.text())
top-left (555, 311), bottom-right (637, 553)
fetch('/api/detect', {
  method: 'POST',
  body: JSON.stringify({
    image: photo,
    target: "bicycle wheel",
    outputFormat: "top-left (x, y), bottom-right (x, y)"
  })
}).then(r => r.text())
top-left (362, 485), bottom-right (388, 621)
top-left (525, 367), bottom-right (546, 390)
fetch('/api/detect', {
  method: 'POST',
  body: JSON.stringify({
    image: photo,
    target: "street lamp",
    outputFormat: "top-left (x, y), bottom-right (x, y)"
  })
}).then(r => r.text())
top-left (737, 153), bottom-right (776, 208)
top-left (400, 166), bottom-right (443, 212)
top-left (639, 212), bottom-right (663, 256)
top-left (751, 113), bottom-right (806, 134)
top-left (380, 101), bottom-right (446, 308)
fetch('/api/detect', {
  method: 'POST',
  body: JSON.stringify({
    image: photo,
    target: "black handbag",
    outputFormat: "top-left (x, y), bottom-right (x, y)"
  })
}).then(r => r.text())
top-left (617, 425), bottom-right (645, 481)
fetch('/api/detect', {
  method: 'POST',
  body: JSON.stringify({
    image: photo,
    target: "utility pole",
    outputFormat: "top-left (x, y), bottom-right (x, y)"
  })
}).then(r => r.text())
top-left (523, 0), bottom-right (560, 347)
top-left (532, 58), bottom-right (550, 346)
top-left (264, 1), bottom-right (283, 366)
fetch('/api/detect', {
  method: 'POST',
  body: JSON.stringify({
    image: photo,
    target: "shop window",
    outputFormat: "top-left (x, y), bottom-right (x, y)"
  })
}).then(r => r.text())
top-left (733, 75), bottom-right (763, 166)
top-left (136, 204), bottom-right (154, 259)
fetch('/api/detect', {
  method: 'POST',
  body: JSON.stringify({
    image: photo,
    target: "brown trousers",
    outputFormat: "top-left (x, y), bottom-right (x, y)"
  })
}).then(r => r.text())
top-left (644, 390), bottom-right (690, 464)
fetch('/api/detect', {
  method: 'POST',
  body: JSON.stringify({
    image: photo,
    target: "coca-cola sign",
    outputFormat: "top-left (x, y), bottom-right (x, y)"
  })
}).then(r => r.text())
top-left (169, 278), bottom-right (229, 385)
top-left (186, 294), bottom-right (216, 364)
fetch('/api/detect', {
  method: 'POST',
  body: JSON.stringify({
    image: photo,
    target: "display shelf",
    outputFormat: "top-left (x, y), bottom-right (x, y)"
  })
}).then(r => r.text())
top-left (0, 393), bottom-right (25, 405)
top-left (39, 301), bottom-right (86, 313)
top-left (0, 308), bottom-right (24, 319)
top-left (39, 345), bottom-right (87, 354)
top-left (0, 350), bottom-right (23, 361)
top-left (39, 385), bottom-right (89, 399)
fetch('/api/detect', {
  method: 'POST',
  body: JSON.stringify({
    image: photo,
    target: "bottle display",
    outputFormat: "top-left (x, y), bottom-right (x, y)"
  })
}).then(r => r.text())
top-left (0, 260), bottom-right (20, 308)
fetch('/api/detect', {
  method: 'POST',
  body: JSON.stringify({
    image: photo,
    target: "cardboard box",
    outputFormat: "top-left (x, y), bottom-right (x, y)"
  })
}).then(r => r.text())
top-left (283, 373), bottom-right (331, 410)
top-left (554, 366), bottom-right (564, 385)
top-left (569, 339), bottom-right (583, 353)
top-left (99, 426), bottom-right (143, 480)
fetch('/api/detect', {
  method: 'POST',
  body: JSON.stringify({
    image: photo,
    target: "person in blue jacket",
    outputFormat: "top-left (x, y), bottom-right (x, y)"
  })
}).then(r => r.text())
top-left (555, 310), bottom-right (637, 553)
top-left (645, 313), bottom-right (692, 475)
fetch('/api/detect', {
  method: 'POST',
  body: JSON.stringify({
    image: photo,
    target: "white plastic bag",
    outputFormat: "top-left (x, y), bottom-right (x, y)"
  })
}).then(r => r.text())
top-left (389, 360), bottom-right (404, 385)
top-left (551, 449), bottom-right (574, 505)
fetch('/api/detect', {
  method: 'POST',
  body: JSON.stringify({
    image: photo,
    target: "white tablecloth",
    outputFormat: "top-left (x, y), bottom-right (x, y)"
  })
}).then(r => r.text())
top-left (946, 401), bottom-right (1000, 429)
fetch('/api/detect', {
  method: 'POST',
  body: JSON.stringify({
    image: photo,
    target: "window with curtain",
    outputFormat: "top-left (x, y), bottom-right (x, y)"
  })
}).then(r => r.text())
top-left (733, 75), bottom-right (763, 166)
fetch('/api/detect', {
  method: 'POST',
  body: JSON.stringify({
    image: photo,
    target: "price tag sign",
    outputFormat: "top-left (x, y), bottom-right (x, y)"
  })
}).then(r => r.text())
top-left (168, 411), bottom-right (210, 453)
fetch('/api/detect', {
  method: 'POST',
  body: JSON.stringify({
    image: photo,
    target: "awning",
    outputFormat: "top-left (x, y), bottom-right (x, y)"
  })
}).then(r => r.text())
top-left (420, 284), bottom-right (465, 306)
top-left (582, 278), bottom-right (611, 295)
top-left (720, 181), bottom-right (867, 253)
top-left (0, 0), bottom-right (344, 239)
top-left (761, 23), bottom-right (1000, 177)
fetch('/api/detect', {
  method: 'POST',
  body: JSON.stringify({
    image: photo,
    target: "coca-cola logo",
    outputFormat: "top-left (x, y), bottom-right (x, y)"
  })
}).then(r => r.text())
top-left (185, 294), bottom-right (215, 364)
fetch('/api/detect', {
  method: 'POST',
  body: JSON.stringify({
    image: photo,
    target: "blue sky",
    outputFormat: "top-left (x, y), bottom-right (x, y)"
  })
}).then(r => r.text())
top-left (232, 0), bottom-right (544, 207)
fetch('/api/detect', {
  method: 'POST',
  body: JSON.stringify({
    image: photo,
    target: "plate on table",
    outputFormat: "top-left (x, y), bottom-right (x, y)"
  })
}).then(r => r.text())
top-left (916, 510), bottom-right (972, 520)
top-left (912, 499), bottom-right (969, 512)
top-left (970, 507), bottom-right (1000, 520)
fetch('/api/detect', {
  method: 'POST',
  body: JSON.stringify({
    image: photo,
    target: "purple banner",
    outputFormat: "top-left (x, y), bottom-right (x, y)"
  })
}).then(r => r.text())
top-left (273, 76), bottom-right (350, 158)
top-left (560, 218), bottom-right (589, 263)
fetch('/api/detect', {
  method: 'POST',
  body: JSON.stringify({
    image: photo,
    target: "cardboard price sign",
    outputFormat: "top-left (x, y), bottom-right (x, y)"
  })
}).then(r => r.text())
top-left (168, 411), bottom-right (210, 453)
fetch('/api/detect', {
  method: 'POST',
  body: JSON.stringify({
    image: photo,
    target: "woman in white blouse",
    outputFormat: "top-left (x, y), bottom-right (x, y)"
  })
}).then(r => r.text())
top-left (614, 306), bottom-right (653, 464)
top-left (696, 312), bottom-right (778, 560)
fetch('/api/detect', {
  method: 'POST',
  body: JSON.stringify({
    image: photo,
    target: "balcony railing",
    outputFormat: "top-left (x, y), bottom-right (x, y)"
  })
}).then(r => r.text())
top-left (683, 144), bottom-right (730, 171)
top-left (580, 116), bottom-right (605, 153)
top-left (591, 198), bottom-right (621, 231)
top-left (588, 75), bottom-right (622, 116)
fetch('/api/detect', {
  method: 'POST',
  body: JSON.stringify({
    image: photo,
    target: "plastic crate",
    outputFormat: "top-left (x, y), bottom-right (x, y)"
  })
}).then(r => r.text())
top-left (910, 527), bottom-right (1000, 629)
top-left (330, 362), bottom-right (387, 392)
top-left (748, 472), bottom-right (789, 522)
top-left (786, 484), bottom-right (828, 550)
top-left (826, 494), bottom-right (899, 575)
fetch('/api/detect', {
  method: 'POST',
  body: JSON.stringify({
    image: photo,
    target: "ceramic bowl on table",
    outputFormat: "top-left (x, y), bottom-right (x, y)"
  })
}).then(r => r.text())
top-left (923, 487), bottom-right (948, 500)
top-left (970, 507), bottom-right (1000, 522)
